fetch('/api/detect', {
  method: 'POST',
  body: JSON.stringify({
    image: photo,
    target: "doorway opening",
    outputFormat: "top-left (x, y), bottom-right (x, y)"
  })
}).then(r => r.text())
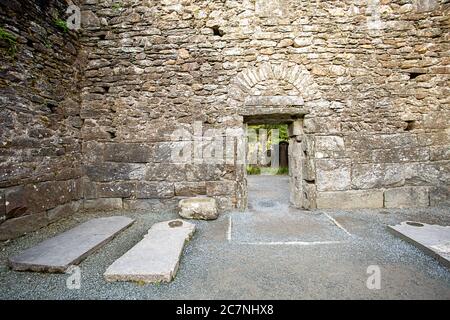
top-left (245, 122), bottom-right (290, 211)
top-left (241, 115), bottom-right (313, 210)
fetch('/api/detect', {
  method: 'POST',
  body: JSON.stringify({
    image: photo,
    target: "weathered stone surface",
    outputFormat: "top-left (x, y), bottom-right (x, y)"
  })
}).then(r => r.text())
top-left (215, 196), bottom-right (237, 211)
top-left (103, 143), bottom-right (155, 163)
top-left (0, 0), bottom-right (449, 240)
top-left (0, 190), bottom-right (5, 220)
top-left (294, 37), bottom-right (312, 48)
top-left (206, 181), bottom-right (236, 196)
top-left (81, 11), bottom-right (100, 28)
top-left (430, 146), bottom-right (450, 161)
top-left (384, 187), bottom-right (430, 208)
top-left (47, 200), bottom-right (83, 221)
top-left (86, 163), bottom-right (146, 182)
top-left (104, 219), bottom-right (195, 283)
top-left (123, 198), bottom-right (179, 212)
top-left (135, 182), bottom-right (174, 199)
top-left (316, 190), bottom-right (384, 209)
top-left (244, 96), bottom-right (304, 106)
top-left (0, 0), bottom-right (83, 238)
top-left (4, 186), bottom-right (27, 218)
top-left (288, 120), bottom-right (304, 138)
top-left (415, 0), bottom-right (439, 13)
top-left (174, 182), bottom-right (207, 196)
top-left (255, 0), bottom-right (289, 17)
top-left (356, 147), bottom-right (430, 163)
top-left (179, 197), bottom-right (218, 220)
top-left (24, 180), bottom-right (82, 214)
top-left (8, 216), bottom-right (134, 272)
top-left (0, 212), bottom-right (50, 241)
top-left (145, 163), bottom-right (188, 182)
top-left (388, 221), bottom-right (450, 268)
top-left (346, 134), bottom-right (419, 151)
top-left (84, 198), bottom-right (123, 211)
top-left (352, 163), bottom-right (448, 190)
top-left (315, 136), bottom-right (345, 159)
top-left (316, 160), bottom-right (351, 192)
top-left (85, 181), bottom-right (135, 199)
top-left (303, 117), bottom-right (341, 134)
top-left (177, 48), bottom-right (190, 59)
top-left (278, 39), bottom-right (294, 48)
top-left (430, 186), bottom-right (450, 207)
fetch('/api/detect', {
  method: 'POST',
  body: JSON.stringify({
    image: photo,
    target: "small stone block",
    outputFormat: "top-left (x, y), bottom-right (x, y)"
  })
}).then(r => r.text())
top-left (178, 197), bottom-right (218, 220)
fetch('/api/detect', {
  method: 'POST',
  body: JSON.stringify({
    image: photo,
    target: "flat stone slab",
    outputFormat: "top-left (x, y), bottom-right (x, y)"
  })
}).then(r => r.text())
top-left (388, 221), bottom-right (450, 268)
top-left (230, 211), bottom-right (350, 244)
top-left (104, 219), bottom-right (195, 283)
top-left (8, 216), bottom-right (134, 272)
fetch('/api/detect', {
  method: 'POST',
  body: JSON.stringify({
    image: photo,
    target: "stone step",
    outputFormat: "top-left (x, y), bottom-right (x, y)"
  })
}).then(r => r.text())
top-left (388, 221), bottom-right (450, 269)
top-left (104, 219), bottom-right (195, 283)
top-left (8, 216), bottom-right (135, 272)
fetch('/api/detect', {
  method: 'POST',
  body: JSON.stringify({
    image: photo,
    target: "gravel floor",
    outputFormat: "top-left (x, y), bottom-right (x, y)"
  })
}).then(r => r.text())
top-left (0, 176), bottom-right (449, 300)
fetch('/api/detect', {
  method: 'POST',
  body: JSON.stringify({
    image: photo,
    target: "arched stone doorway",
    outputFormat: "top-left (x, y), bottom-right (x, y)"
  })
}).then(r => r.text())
top-left (228, 62), bottom-right (321, 210)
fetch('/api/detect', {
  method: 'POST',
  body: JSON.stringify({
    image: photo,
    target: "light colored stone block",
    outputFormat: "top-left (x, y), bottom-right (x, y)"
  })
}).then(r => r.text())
top-left (384, 186), bottom-right (430, 208)
top-left (316, 190), bottom-right (384, 209)
top-left (288, 120), bottom-right (304, 137)
top-left (84, 198), bottom-right (123, 211)
top-left (415, 0), bottom-right (438, 12)
top-left (315, 136), bottom-right (344, 151)
top-left (255, 0), bottom-right (288, 17)
top-left (8, 216), bottom-right (134, 272)
top-left (206, 181), bottom-right (236, 196)
top-left (316, 159), bottom-right (351, 191)
top-left (388, 221), bottom-right (450, 268)
top-left (244, 95), bottom-right (304, 106)
top-left (179, 197), bottom-right (218, 220)
top-left (104, 219), bottom-right (195, 283)
top-left (315, 135), bottom-right (345, 158)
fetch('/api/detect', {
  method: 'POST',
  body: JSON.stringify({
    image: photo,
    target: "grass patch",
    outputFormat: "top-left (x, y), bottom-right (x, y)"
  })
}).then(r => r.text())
top-left (44, 39), bottom-right (52, 49)
top-left (54, 18), bottom-right (69, 33)
top-left (260, 167), bottom-right (289, 175)
top-left (276, 166), bottom-right (289, 175)
top-left (112, 2), bottom-right (123, 11)
top-left (246, 165), bottom-right (261, 175)
top-left (247, 166), bottom-right (289, 175)
top-left (0, 27), bottom-right (18, 56)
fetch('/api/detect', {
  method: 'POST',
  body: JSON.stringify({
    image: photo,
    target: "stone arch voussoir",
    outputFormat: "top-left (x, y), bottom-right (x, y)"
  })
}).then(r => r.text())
top-left (229, 62), bottom-right (321, 102)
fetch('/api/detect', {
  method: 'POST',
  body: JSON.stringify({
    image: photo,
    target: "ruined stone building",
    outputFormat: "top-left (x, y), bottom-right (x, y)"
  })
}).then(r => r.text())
top-left (0, 0), bottom-right (449, 240)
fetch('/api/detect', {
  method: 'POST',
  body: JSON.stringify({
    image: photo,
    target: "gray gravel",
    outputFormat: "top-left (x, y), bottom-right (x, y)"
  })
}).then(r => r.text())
top-left (0, 176), bottom-right (449, 299)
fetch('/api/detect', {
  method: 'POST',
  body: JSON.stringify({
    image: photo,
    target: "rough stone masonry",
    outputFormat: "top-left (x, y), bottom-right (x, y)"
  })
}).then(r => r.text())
top-left (0, 0), bottom-right (449, 239)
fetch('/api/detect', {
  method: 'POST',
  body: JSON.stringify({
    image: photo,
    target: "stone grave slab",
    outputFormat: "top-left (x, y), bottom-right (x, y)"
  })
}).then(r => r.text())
top-left (8, 216), bottom-right (135, 272)
top-left (388, 221), bottom-right (450, 268)
top-left (104, 219), bottom-right (195, 283)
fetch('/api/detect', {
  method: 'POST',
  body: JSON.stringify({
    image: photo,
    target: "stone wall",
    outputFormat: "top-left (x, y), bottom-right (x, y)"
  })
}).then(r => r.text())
top-left (80, 0), bottom-right (245, 212)
top-left (80, 0), bottom-right (449, 211)
top-left (0, 0), bottom-right (84, 239)
top-left (1, 0), bottom-right (449, 239)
